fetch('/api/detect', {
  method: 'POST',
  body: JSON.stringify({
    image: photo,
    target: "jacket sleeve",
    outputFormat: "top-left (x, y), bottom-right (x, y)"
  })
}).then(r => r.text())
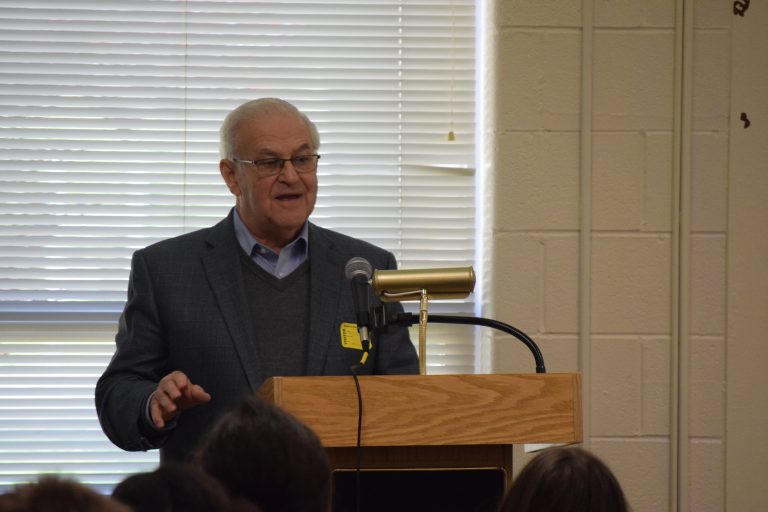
top-left (94, 250), bottom-right (172, 452)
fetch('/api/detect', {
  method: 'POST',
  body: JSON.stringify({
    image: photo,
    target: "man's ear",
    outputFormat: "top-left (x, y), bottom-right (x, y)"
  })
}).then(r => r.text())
top-left (219, 159), bottom-right (241, 196)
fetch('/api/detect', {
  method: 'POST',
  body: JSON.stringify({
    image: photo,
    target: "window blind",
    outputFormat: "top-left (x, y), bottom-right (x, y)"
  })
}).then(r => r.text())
top-left (0, 0), bottom-right (476, 493)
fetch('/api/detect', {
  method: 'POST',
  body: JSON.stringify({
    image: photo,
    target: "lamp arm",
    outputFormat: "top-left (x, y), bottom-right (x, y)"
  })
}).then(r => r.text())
top-left (375, 307), bottom-right (546, 374)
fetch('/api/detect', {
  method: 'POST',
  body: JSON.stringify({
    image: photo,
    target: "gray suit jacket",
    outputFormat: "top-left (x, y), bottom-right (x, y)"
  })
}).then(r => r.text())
top-left (95, 211), bottom-right (418, 462)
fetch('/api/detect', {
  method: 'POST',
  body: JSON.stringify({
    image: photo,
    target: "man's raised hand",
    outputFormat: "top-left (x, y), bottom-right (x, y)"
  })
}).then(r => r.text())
top-left (150, 370), bottom-right (211, 429)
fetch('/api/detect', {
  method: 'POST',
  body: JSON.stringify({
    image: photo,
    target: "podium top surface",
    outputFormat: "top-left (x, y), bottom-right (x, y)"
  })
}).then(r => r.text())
top-left (257, 373), bottom-right (582, 448)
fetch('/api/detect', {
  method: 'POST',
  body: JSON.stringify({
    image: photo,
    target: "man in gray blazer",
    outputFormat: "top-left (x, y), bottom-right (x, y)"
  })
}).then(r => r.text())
top-left (95, 98), bottom-right (419, 463)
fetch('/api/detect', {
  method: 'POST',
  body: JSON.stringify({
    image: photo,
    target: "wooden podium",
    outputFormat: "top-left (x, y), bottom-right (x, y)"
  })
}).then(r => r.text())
top-left (257, 373), bottom-right (581, 511)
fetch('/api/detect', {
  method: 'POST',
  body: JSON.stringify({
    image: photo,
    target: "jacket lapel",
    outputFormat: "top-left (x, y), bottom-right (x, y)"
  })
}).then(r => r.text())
top-left (201, 211), bottom-right (263, 390)
top-left (306, 223), bottom-right (343, 375)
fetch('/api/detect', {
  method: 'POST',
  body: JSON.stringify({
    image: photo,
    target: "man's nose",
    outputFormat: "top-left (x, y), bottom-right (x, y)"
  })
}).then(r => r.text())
top-left (277, 160), bottom-right (301, 182)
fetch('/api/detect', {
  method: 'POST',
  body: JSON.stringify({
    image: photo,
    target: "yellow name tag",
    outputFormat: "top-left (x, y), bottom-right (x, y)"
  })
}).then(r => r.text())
top-left (340, 322), bottom-right (363, 350)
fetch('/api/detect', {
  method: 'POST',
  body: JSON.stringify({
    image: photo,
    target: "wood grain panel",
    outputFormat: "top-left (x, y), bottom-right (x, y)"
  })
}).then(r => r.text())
top-left (257, 373), bottom-right (582, 447)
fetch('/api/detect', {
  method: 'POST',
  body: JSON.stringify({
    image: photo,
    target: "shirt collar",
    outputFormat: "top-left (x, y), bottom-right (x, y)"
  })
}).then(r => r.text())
top-left (232, 208), bottom-right (309, 258)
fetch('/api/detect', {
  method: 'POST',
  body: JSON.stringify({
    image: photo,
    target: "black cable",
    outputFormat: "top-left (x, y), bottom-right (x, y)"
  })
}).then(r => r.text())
top-left (387, 312), bottom-right (547, 373)
top-left (350, 364), bottom-right (364, 512)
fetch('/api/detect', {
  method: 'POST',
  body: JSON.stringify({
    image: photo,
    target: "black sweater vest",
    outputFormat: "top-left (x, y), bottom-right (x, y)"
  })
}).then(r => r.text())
top-left (239, 250), bottom-right (310, 379)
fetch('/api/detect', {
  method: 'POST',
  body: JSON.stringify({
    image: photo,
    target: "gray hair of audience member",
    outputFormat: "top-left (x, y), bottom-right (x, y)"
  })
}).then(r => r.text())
top-left (219, 98), bottom-right (321, 159)
top-left (498, 446), bottom-right (629, 512)
top-left (112, 463), bottom-right (260, 512)
top-left (195, 395), bottom-right (331, 512)
top-left (0, 475), bottom-right (130, 512)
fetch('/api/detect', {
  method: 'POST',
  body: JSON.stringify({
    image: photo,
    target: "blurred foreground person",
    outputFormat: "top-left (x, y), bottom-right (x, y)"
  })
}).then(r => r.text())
top-left (112, 463), bottom-right (261, 512)
top-left (196, 395), bottom-right (331, 512)
top-left (0, 475), bottom-right (129, 512)
top-left (498, 446), bottom-right (629, 512)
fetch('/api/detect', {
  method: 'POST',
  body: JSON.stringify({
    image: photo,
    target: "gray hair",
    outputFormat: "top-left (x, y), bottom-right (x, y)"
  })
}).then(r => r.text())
top-left (218, 98), bottom-right (320, 159)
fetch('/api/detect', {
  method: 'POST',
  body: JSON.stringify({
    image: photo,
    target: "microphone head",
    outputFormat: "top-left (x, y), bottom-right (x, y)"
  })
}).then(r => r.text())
top-left (344, 257), bottom-right (373, 281)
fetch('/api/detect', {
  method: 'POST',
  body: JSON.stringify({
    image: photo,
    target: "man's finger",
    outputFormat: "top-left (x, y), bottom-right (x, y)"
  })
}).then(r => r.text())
top-left (151, 371), bottom-right (209, 424)
top-left (167, 370), bottom-right (191, 390)
top-left (153, 389), bottom-right (179, 414)
top-left (188, 384), bottom-right (211, 404)
top-left (149, 396), bottom-right (167, 429)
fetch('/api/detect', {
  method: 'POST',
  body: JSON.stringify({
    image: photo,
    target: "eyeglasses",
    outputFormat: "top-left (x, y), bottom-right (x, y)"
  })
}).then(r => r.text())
top-left (231, 154), bottom-right (320, 177)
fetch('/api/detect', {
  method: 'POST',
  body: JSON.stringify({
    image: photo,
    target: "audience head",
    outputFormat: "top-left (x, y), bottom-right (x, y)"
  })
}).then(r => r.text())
top-left (111, 462), bottom-right (259, 512)
top-left (195, 395), bottom-right (331, 512)
top-left (0, 475), bottom-right (129, 512)
top-left (498, 446), bottom-right (629, 512)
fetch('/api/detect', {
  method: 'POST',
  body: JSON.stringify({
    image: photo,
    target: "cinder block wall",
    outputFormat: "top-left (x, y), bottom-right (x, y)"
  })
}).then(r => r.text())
top-left (484, 1), bottom-right (766, 511)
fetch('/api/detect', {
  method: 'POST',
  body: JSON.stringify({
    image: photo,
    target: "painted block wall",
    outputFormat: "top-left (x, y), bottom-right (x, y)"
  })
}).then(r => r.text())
top-left (483, 1), bottom-right (760, 510)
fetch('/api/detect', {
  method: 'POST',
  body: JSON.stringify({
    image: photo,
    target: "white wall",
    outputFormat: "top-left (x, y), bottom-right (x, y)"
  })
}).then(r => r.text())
top-left (486, 1), bottom-right (766, 510)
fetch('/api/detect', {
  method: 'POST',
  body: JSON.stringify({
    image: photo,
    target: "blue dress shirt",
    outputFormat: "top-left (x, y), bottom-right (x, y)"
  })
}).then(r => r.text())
top-left (232, 209), bottom-right (309, 279)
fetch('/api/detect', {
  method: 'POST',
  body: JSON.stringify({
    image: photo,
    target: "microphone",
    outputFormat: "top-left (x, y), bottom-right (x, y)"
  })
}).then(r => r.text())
top-left (372, 266), bottom-right (475, 302)
top-left (344, 257), bottom-right (374, 351)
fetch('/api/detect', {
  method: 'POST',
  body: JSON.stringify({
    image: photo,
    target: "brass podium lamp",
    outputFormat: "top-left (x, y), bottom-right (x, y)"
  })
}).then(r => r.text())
top-left (372, 267), bottom-right (475, 375)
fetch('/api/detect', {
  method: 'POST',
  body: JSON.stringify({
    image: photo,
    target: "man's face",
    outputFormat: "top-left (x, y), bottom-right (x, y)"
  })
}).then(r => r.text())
top-left (219, 111), bottom-right (318, 251)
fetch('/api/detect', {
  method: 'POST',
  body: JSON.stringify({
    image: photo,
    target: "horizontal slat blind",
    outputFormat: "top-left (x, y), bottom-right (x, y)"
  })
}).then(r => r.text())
top-left (0, 0), bottom-right (476, 493)
top-left (0, 324), bottom-right (150, 489)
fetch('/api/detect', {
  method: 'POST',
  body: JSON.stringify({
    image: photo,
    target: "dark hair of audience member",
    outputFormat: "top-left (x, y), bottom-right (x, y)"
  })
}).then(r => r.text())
top-left (0, 475), bottom-right (130, 512)
top-left (111, 462), bottom-right (259, 512)
top-left (195, 395), bottom-right (331, 512)
top-left (498, 446), bottom-right (629, 512)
